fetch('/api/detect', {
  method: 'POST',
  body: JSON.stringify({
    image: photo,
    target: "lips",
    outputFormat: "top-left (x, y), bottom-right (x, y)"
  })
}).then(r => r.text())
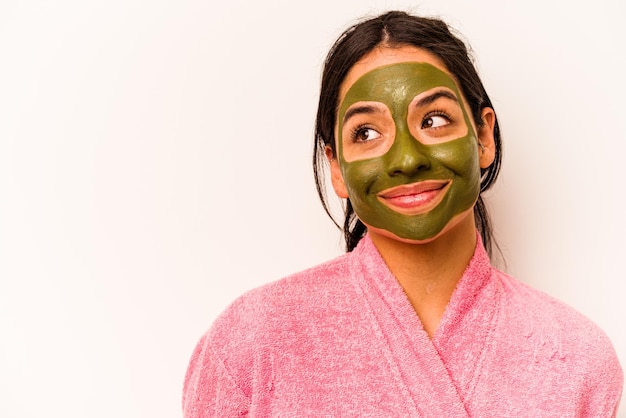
top-left (377, 180), bottom-right (451, 215)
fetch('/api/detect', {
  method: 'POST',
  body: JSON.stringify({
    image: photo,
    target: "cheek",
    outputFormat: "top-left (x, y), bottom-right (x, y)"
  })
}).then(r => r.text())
top-left (430, 137), bottom-right (480, 177)
top-left (342, 159), bottom-right (382, 195)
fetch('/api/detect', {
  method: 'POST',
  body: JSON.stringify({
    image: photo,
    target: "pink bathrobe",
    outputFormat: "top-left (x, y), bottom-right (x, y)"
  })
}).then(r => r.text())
top-left (183, 235), bottom-right (623, 417)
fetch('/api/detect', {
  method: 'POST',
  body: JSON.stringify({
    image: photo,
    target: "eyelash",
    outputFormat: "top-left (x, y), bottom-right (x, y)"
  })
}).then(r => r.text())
top-left (421, 110), bottom-right (452, 129)
top-left (347, 109), bottom-right (452, 141)
top-left (349, 124), bottom-right (380, 142)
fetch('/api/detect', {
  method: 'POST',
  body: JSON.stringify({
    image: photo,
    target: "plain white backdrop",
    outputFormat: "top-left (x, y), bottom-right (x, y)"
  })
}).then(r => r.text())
top-left (1, 0), bottom-right (624, 416)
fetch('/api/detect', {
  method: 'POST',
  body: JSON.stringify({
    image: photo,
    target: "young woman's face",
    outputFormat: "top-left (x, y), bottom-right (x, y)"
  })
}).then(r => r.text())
top-left (329, 45), bottom-right (495, 243)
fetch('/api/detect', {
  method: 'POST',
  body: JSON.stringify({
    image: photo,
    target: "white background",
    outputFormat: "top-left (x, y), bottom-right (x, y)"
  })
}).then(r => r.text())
top-left (1, 0), bottom-right (624, 416)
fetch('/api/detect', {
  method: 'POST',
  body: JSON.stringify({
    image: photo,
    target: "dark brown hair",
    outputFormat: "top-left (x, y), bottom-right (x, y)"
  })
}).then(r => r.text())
top-left (313, 10), bottom-right (502, 256)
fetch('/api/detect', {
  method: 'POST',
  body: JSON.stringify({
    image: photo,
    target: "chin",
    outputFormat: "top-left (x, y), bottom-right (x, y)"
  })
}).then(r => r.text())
top-left (365, 207), bottom-right (476, 245)
top-left (367, 225), bottom-right (444, 245)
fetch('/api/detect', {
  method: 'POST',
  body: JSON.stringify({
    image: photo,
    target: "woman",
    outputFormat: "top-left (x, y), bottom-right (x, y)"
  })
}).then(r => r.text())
top-left (184, 11), bottom-right (623, 417)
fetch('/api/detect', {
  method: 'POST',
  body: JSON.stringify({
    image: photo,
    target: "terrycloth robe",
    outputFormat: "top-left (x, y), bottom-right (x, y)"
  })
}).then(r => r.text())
top-left (183, 235), bottom-right (623, 417)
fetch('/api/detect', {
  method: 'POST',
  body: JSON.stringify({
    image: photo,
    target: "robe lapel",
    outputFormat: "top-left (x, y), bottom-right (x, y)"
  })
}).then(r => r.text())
top-left (350, 236), bottom-right (471, 417)
top-left (432, 240), bottom-right (501, 403)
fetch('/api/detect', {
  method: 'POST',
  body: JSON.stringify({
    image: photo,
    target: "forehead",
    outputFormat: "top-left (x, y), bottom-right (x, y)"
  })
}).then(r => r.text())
top-left (340, 62), bottom-right (459, 114)
top-left (339, 45), bottom-right (452, 102)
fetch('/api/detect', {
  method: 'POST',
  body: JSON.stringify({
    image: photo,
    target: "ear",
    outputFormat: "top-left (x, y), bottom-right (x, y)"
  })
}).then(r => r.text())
top-left (325, 145), bottom-right (349, 199)
top-left (477, 107), bottom-right (496, 169)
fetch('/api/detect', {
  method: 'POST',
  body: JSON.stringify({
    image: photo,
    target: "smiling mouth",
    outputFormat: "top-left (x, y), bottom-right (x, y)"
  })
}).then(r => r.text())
top-left (377, 180), bottom-right (451, 215)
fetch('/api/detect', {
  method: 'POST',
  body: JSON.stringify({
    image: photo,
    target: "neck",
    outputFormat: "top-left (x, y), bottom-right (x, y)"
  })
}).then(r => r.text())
top-left (368, 209), bottom-right (478, 338)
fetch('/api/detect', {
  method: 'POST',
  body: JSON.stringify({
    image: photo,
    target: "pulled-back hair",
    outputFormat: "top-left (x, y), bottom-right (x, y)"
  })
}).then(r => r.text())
top-left (313, 10), bottom-right (503, 256)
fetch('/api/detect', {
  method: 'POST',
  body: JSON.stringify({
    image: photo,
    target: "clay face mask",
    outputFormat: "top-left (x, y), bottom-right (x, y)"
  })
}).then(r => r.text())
top-left (336, 62), bottom-right (481, 241)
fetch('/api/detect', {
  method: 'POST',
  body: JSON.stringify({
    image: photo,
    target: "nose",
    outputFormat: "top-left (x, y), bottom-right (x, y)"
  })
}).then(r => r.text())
top-left (384, 128), bottom-right (431, 176)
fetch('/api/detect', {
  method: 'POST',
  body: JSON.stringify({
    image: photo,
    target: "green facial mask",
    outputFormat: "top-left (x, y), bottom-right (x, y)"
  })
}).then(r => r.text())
top-left (337, 62), bottom-right (481, 241)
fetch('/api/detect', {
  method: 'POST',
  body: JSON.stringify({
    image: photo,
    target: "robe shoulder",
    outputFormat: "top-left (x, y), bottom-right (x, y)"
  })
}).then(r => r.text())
top-left (490, 270), bottom-right (623, 408)
top-left (187, 252), bottom-right (357, 393)
top-left (495, 269), bottom-right (618, 355)
top-left (209, 251), bottom-right (353, 343)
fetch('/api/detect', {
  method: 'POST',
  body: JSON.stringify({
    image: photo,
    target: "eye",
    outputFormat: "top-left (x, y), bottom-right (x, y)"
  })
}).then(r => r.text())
top-left (351, 126), bottom-right (382, 142)
top-left (421, 113), bottom-right (450, 129)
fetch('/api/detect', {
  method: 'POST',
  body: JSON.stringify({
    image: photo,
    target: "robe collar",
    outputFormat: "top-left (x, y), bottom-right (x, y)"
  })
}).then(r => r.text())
top-left (349, 232), bottom-right (500, 415)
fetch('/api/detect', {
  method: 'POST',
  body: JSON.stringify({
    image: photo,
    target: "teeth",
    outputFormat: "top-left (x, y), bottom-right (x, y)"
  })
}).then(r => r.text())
top-left (381, 182), bottom-right (446, 199)
top-left (389, 192), bottom-right (432, 204)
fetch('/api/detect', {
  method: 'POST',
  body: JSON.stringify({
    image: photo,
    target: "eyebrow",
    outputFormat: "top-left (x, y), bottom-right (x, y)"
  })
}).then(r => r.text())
top-left (342, 104), bottom-right (383, 125)
top-left (414, 89), bottom-right (459, 108)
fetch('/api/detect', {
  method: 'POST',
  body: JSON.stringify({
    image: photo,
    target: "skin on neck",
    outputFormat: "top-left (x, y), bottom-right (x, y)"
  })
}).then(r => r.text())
top-left (369, 206), bottom-right (477, 338)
